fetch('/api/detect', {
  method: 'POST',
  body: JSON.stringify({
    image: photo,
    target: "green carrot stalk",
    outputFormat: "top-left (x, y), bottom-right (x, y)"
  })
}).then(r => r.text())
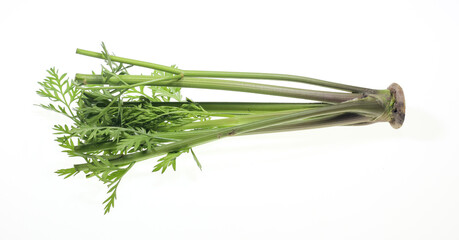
top-left (141, 102), bottom-right (330, 114)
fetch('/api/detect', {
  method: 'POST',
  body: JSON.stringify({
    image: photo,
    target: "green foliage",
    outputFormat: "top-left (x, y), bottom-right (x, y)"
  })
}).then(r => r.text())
top-left (148, 65), bottom-right (182, 102)
top-left (190, 148), bottom-right (202, 171)
top-left (55, 168), bottom-right (79, 179)
top-left (37, 43), bottom-right (209, 214)
top-left (101, 163), bottom-right (134, 214)
top-left (152, 151), bottom-right (183, 173)
top-left (37, 67), bottom-right (80, 121)
top-left (117, 132), bottom-right (156, 152)
top-left (152, 148), bottom-right (202, 173)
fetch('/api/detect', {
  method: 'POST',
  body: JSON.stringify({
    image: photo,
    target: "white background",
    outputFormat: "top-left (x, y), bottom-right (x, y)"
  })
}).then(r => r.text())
top-left (1, 0), bottom-right (458, 239)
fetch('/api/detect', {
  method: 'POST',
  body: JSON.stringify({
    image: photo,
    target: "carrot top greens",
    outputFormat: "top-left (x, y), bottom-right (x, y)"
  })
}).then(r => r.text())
top-left (38, 43), bottom-right (405, 214)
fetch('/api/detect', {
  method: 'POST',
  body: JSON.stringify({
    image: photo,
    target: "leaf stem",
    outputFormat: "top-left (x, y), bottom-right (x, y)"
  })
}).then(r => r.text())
top-left (76, 49), bottom-right (183, 75)
top-left (76, 74), bottom-right (362, 103)
top-left (183, 70), bottom-right (375, 93)
top-left (76, 48), bottom-right (376, 93)
top-left (77, 75), bottom-right (182, 90)
top-left (146, 102), bottom-right (329, 113)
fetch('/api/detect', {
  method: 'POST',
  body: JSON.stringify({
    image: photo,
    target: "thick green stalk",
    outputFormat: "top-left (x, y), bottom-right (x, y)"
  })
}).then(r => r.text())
top-left (74, 97), bottom-right (387, 171)
top-left (76, 48), bottom-right (375, 93)
top-left (145, 102), bottom-right (329, 114)
top-left (76, 74), bottom-right (362, 103)
top-left (183, 70), bottom-right (375, 93)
